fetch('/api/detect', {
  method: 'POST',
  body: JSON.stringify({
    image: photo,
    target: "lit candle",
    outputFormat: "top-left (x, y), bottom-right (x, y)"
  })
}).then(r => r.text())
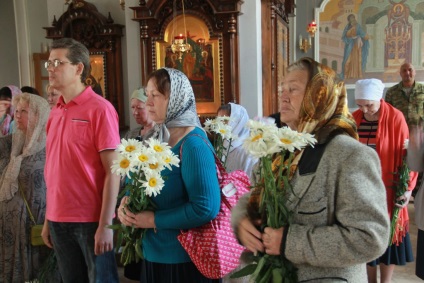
top-left (308, 36), bottom-right (311, 45)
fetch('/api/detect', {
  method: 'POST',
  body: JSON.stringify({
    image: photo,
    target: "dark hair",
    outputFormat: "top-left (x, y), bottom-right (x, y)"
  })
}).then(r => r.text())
top-left (51, 38), bottom-right (90, 83)
top-left (347, 14), bottom-right (355, 22)
top-left (21, 86), bottom-right (39, 95)
top-left (0, 87), bottom-right (12, 101)
top-left (146, 69), bottom-right (171, 97)
top-left (217, 104), bottom-right (231, 116)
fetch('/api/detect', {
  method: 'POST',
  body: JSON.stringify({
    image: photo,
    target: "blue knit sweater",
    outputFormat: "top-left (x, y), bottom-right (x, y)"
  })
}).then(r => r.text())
top-left (142, 127), bottom-right (221, 263)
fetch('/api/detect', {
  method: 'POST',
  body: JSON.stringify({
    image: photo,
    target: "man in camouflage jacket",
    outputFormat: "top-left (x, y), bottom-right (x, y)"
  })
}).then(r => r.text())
top-left (385, 63), bottom-right (424, 126)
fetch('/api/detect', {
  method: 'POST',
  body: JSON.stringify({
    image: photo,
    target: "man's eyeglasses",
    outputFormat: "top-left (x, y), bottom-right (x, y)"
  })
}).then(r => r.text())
top-left (44, 59), bottom-right (72, 69)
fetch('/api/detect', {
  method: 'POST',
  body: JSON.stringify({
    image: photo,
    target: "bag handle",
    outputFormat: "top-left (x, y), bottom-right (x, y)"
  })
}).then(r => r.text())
top-left (18, 182), bottom-right (37, 226)
top-left (179, 133), bottom-right (232, 210)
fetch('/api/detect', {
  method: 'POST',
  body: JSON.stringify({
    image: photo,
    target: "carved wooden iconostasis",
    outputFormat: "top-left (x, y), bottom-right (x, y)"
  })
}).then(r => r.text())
top-left (262, 0), bottom-right (294, 116)
top-left (131, 0), bottom-right (243, 121)
top-left (43, 0), bottom-right (126, 130)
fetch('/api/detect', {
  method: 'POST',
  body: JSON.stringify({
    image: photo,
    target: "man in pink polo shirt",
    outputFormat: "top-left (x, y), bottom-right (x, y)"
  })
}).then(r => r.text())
top-left (42, 38), bottom-right (120, 282)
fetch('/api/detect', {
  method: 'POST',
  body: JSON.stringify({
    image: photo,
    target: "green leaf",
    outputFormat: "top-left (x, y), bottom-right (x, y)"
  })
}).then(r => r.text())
top-left (107, 224), bottom-right (122, 230)
top-left (258, 266), bottom-right (272, 283)
top-left (272, 268), bottom-right (283, 283)
top-left (229, 263), bottom-right (258, 278)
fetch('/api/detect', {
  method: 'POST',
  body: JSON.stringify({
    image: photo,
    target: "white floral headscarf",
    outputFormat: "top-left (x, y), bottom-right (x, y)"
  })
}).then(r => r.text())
top-left (0, 93), bottom-right (50, 201)
top-left (149, 68), bottom-right (202, 142)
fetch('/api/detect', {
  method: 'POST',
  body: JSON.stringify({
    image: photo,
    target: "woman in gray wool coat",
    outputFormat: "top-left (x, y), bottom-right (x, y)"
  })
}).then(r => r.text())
top-left (231, 57), bottom-right (390, 283)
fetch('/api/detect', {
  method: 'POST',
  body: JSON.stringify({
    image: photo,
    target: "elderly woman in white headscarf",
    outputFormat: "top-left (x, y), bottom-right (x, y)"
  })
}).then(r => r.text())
top-left (0, 92), bottom-right (51, 282)
top-left (217, 103), bottom-right (258, 178)
top-left (352, 79), bottom-right (418, 283)
top-left (117, 68), bottom-right (221, 283)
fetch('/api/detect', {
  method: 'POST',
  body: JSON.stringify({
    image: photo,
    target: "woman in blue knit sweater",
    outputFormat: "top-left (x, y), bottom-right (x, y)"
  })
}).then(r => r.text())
top-left (117, 68), bottom-right (221, 282)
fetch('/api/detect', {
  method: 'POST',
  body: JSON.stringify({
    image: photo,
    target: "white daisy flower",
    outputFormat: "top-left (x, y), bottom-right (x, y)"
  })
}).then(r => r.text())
top-left (141, 170), bottom-right (165, 197)
top-left (111, 153), bottom-right (136, 178)
top-left (215, 123), bottom-right (233, 139)
top-left (243, 131), bottom-right (269, 158)
top-left (161, 151), bottom-right (180, 170)
top-left (116, 138), bottom-right (142, 157)
top-left (146, 138), bottom-right (172, 153)
top-left (132, 146), bottom-right (157, 168)
top-left (297, 132), bottom-right (317, 147)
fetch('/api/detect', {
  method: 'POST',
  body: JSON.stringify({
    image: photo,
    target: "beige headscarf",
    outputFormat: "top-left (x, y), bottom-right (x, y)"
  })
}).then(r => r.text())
top-left (0, 93), bottom-right (50, 201)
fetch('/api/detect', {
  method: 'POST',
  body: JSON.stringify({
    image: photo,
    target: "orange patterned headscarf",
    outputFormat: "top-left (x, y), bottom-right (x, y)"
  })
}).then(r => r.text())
top-left (297, 57), bottom-right (358, 143)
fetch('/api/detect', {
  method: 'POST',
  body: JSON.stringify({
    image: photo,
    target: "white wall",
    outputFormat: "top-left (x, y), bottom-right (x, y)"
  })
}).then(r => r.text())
top-left (238, 0), bottom-right (262, 118)
top-left (0, 0), bottom-right (20, 87)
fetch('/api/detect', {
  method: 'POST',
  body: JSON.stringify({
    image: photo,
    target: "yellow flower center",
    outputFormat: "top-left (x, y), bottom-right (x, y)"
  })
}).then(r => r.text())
top-left (149, 163), bottom-right (159, 169)
top-left (149, 178), bottom-right (157, 187)
top-left (280, 138), bottom-right (292, 145)
top-left (120, 159), bottom-right (130, 169)
top-left (165, 157), bottom-right (171, 163)
top-left (252, 134), bottom-right (262, 142)
top-left (153, 145), bottom-right (163, 152)
top-left (138, 155), bottom-right (148, 162)
top-left (125, 145), bottom-right (136, 152)
top-left (219, 129), bottom-right (227, 134)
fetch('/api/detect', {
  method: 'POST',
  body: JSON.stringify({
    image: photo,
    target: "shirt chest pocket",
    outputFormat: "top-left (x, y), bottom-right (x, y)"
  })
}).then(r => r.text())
top-left (68, 119), bottom-right (90, 143)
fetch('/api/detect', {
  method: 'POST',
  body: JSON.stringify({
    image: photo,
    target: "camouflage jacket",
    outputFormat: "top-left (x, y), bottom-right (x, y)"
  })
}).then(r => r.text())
top-left (385, 81), bottom-right (424, 126)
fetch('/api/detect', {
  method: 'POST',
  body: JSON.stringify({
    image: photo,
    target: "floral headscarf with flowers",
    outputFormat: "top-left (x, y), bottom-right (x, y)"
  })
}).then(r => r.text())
top-left (0, 93), bottom-right (50, 201)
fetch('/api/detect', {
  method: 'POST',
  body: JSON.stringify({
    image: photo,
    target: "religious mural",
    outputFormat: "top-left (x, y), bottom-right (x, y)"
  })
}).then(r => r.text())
top-left (318, 0), bottom-right (424, 86)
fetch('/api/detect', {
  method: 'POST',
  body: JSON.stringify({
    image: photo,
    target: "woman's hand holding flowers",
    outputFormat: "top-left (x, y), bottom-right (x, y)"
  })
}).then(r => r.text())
top-left (262, 227), bottom-right (284, 256)
top-left (238, 217), bottom-right (264, 254)
top-left (395, 190), bottom-right (412, 208)
top-left (118, 196), bottom-right (156, 229)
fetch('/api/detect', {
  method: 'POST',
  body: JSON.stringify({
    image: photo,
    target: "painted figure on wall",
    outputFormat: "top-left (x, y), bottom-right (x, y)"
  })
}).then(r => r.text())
top-left (384, 1), bottom-right (411, 67)
top-left (164, 37), bottom-right (214, 102)
top-left (340, 14), bottom-right (370, 80)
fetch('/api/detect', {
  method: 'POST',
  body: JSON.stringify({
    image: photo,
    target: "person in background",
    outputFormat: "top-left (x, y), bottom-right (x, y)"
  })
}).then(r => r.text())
top-left (117, 68), bottom-right (221, 282)
top-left (121, 87), bottom-right (155, 281)
top-left (42, 37), bottom-right (120, 283)
top-left (231, 57), bottom-right (390, 282)
top-left (0, 93), bottom-right (51, 282)
top-left (385, 63), bottom-right (424, 126)
top-left (216, 103), bottom-right (258, 178)
top-left (124, 87), bottom-right (155, 140)
top-left (385, 63), bottom-right (424, 197)
top-left (46, 84), bottom-right (61, 109)
top-left (406, 126), bottom-right (424, 280)
top-left (21, 86), bottom-right (40, 95)
top-left (352, 78), bottom-right (417, 283)
top-left (217, 103), bottom-right (257, 283)
top-left (0, 85), bottom-right (21, 136)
